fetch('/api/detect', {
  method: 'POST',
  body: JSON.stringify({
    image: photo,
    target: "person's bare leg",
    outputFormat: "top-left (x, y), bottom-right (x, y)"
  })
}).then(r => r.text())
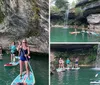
top-left (25, 61), bottom-right (30, 79)
top-left (13, 54), bottom-right (15, 62)
top-left (20, 60), bottom-right (23, 79)
top-left (11, 54), bottom-right (12, 62)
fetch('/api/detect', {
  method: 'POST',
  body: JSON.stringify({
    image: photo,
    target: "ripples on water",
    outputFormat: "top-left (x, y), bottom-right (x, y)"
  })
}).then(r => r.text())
top-left (51, 28), bottom-right (100, 42)
top-left (51, 68), bottom-right (100, 85)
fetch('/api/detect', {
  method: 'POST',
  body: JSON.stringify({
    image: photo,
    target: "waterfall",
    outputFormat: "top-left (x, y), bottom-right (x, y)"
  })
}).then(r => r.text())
top-left (95, 44), bottom-right (100, 68)
top-left (63, 8), bottom-right (69, 28)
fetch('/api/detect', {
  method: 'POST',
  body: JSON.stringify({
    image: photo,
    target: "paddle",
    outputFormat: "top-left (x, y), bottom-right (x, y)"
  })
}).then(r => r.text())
top-left (95, 72), bottom-right (100, 77)
top-left (95, 74), bottom-right (98, 77)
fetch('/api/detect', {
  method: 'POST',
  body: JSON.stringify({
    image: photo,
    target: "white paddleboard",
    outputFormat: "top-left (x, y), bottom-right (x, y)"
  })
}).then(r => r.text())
top-left (65, 68), bottom-right (70, 70)
top-left (86, 31), bottom-right (99, 36)
top-left (11, 71), bottom-right (35, 85)
top-left (4, 61), bottom-right (19, 67)
top-left (71, 67), bottom-right (80, 70)
top-left (90, 80), bottom-right (100, 84)
top-left (15, 56), bottom-right (20, 59)
top-left (56, 68), bottom-right (65, 72)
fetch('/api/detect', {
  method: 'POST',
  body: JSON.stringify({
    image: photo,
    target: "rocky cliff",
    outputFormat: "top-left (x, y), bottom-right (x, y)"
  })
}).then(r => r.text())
top-left (75, 0), bottom-right (100, 31)
top-left (0, 0), bottom-right (49, 53)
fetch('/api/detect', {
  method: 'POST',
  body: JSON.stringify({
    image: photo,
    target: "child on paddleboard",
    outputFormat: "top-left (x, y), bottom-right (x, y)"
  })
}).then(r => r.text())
top-left (66, 58), bottom-right (70, 68)
top-left (17, 39), bottom-right (30, 79)
top-left (9, 42), bottom-right (16, 62)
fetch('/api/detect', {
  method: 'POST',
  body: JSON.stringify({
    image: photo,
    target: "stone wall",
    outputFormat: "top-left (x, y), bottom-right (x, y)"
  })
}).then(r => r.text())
top-left (87, 14), bottom-right (100, 33)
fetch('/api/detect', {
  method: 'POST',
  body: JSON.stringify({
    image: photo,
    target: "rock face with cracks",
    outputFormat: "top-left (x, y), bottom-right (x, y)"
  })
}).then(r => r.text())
top-left (0, 0), bottom-right (49, 53)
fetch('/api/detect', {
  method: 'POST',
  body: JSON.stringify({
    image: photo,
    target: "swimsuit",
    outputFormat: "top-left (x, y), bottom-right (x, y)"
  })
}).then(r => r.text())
top-left (59, 60), bottom-right (62, 64)
top-left (20, 48), bottom-right (29, 61)
top-left (75, 61), bottom-right (78, 64)
top-left (10, 45), bottom-right (16, 54)
top-left (66, 60), bottom-right (70, 64)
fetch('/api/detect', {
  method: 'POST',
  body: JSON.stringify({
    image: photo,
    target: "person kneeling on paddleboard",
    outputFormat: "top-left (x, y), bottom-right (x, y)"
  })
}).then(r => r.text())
top-left (17, 39), bottom-right (30, 79)
top-left (10, 42), bottom-right (16, 62)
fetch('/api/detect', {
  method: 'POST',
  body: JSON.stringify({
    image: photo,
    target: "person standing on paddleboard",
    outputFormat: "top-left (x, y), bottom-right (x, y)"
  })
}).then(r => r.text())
top-left (59, 58), bottom-right (63, 68)
top-left (10, 42), bottom-right (16, 62)
top-left (62, 59), bottom-right (65, 68)
top-left (17, 39), bottom-right (30, 79)
top-left (75, 57), bottom-right (79, 68)
top-left (66, 58), bottom-right (70, 68)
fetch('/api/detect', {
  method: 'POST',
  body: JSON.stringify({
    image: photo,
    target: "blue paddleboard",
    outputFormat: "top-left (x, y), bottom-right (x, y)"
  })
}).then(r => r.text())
top-left (11, 71), bottom-right (35, 85)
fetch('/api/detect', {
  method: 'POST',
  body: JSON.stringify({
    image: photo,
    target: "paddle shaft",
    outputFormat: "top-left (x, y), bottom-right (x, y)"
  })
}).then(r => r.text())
top-left (95, 72), bottom-right (100, 77)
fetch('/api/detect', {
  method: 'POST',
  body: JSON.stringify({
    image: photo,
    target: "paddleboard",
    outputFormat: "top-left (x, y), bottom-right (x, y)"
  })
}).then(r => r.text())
top-left (91, 32), bottom-right (99, 36)
top-left (71, 67), bottom-right (80, 70)
top-left (90, 80), bottom-right (100, 84)
top-left (56, 68), bottom-right (65, 72)
top-left (65, 67), bottom-right (80, 70)
top-left (11, 71), bottom-right (35, 85)
top-left (15, 56), bottom-right (20, 59)
top-left (4, 61), bottom-right (19, 67)
top-left (86, 31), bottom-right (99, 36)
top-left (69, 32), bottom-right (80, 34)
top-left (65, 67), bottom-right (70, 70)
top-left (81, 31), bottom-right (85, 33)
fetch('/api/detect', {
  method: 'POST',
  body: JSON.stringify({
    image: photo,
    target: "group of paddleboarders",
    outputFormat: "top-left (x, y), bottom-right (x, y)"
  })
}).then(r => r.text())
top-left (1, 39), bottom-right (30, 84)
top-left (59, 57), bottom-right (79, 68)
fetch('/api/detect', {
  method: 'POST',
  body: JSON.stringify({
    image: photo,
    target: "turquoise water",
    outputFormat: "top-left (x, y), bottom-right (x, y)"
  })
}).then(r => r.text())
top-left (0, 52), bottom-right (48, 85)
top-left (51, 67), bottom-right (100, 85)
top-left (50, 28), bottom-right (100, 42)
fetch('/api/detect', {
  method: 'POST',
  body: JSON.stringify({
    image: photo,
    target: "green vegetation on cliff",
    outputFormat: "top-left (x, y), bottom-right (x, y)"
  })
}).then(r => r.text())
top-left (52, 45), bottom-right (97, 66)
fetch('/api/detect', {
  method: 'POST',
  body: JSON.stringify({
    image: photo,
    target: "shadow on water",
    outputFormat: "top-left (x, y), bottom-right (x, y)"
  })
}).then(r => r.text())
top-left (0, 52), bottom-right (49, 85)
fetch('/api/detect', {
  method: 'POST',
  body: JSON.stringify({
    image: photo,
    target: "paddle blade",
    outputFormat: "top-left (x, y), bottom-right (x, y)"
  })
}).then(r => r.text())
top-left (95, 74), bottom-right (98, 77)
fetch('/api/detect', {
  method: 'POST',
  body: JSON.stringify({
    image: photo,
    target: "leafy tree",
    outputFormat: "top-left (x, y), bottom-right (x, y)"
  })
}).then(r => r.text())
top-left (50, 6), bottom-right (61, 14)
